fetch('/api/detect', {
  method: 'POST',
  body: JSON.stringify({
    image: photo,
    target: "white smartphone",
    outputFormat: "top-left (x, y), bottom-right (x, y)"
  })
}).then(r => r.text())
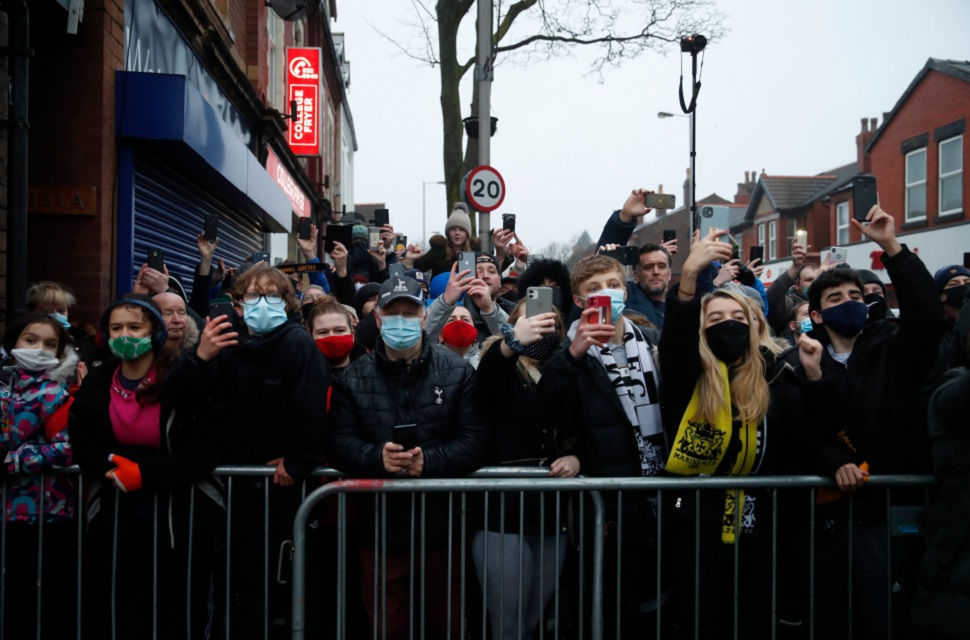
top-left (829, 246), bottom-right (847, 264)
top-left (794, 230), bottom-right (808, 248)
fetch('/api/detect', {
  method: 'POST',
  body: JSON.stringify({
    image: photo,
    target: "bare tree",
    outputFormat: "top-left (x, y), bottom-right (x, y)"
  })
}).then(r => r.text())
top-left (371, 0), bottom-right (725, 224)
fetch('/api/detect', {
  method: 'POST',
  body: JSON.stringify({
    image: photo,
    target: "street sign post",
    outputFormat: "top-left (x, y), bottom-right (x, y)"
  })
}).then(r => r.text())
top-left (463, 165), bottom-right (506, 212)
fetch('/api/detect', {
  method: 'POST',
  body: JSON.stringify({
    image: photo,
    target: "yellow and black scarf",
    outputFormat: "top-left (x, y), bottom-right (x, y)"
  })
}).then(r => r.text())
top-left (666, 362), bottom-right (760, 543)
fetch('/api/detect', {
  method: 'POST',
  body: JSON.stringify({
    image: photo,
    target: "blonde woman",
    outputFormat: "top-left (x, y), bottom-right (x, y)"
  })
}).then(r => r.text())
top-left (659, 229), bottom-right (805, 640)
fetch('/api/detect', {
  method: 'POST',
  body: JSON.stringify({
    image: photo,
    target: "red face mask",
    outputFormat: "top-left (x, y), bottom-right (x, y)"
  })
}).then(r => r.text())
top-left (440, 320), bottom-right (478, 349)
top-left (315, 334), bottom-right (355, 363)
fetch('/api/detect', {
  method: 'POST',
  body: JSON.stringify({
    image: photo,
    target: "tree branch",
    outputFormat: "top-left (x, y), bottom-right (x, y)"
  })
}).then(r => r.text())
top-left (495, 28), bottom-right (677, 56)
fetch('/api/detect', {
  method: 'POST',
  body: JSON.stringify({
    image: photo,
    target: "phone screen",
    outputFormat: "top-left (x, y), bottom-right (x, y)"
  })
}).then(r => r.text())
top-left (299, 217), bottom-right (312, 241)
top-left (663, 230), bottom-right (676, 243)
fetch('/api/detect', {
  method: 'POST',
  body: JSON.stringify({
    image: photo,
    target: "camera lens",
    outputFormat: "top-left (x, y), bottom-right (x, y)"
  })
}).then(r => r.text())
top-left (702, 206), bottom-right (713, 218)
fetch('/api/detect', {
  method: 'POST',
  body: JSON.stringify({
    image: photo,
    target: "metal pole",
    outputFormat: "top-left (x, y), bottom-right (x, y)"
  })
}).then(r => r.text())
top-left (689, 109), bottom-right (696, 238)
top-left (7, 1), bottom-right (30, 321)
top-left (476, 0), bottom-right (493, 252)
top-left (422, 182), bottom-right (427, 248)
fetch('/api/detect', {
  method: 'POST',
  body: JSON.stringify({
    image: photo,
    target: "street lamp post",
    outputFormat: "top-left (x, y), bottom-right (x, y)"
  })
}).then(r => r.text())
top-left (422, 180), bottom-right (446, 246)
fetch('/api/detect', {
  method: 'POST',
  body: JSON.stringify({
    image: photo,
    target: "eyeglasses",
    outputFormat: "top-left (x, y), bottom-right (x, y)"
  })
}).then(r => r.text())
top-left (242, 292), bottom-right (284, 305)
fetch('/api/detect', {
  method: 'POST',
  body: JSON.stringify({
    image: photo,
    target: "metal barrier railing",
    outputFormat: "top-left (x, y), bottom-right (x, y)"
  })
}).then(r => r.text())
top-left (0, 468), bottom-right (935, 640)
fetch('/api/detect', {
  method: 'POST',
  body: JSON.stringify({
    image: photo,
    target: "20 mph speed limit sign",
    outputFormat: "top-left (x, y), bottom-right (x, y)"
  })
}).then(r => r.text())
top-left (462, 165), bottom-right (506, 212)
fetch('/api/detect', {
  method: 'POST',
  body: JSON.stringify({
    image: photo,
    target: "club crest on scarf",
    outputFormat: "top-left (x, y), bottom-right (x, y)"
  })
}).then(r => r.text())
top-left (674, 420), bottom-right (728, 467)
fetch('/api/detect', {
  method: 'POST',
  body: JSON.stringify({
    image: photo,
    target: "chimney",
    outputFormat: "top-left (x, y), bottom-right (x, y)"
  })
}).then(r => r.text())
top-left (856, 116), bottom-right (875, 173)
top-left (683, 168), bottom-right (691, 212)
top-left (734, 170), bottom-right (754, 206)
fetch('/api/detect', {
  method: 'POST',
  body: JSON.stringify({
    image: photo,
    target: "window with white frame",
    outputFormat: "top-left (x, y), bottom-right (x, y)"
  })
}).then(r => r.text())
top-left (758, 223), bottom-right (765, 249)
top-left (768, 221), bottom-right (777, 260)
top-left (267, 10), bottom-right (281, 111)
top-left (905, 148), bottom-right (927, 222)
top-left (836, 201), bottom-right (850, 245)
top-left (940, 135), bottom-right (963, 216)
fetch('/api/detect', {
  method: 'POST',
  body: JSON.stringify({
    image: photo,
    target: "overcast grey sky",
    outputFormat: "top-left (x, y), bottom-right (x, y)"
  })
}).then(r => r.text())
top-left (334, 0), bottom-right (969, 251)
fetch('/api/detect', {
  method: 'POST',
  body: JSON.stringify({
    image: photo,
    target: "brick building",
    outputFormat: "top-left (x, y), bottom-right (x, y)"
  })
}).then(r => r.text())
top-left (0, 0), bottom-right (356, 326)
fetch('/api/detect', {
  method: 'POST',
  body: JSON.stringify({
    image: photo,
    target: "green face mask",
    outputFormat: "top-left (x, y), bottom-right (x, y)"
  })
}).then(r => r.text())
top-left (108, 335), bottom-right (154, 361)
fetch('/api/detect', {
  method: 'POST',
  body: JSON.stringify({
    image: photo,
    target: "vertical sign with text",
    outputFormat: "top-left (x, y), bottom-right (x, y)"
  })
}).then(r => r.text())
top-left (286, 47), bottom-right (321, 156)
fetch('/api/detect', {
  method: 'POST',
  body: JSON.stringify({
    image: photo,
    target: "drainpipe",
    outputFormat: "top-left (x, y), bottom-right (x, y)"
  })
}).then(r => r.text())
top-left (4, 0), bottom-right (30, 321)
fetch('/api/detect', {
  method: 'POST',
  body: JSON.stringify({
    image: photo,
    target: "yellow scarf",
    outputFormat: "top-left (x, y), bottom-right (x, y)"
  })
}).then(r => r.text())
top-left (666, 361), bottom-right (758, 543)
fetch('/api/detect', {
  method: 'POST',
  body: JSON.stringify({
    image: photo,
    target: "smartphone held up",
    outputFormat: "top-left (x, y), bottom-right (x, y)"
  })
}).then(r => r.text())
top-left (587, 295), bottom-right (612, 326)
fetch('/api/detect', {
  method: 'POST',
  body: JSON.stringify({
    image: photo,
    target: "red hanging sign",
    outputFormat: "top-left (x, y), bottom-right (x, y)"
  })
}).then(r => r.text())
top-left (286, 47), bottom-right (321, 156)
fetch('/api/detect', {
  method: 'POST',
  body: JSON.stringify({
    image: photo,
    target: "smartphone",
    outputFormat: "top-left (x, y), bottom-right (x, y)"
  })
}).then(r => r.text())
top-left (698, 205), bottom-right (731, 242)
top-left (601, 245), bottom-right (640, 267)
top-left (731, 244), bottom-right (740, 262)
top-left (646, 193), bottom-right (676, 210)
top-left (587, 294), bottom-right (612, 325)
top-left (388, 263), bottom-right (405, 279)
top-left (392, 424), bottom-right (418, 451)
top-left (526, 287), bottom-right (554, 317)
top-left (964, 252), bottom-right (970, 270)
top-left (204, 214), bottom-right (219, 243)
top-left (794, 229), bottom-right (808, 249)
top-left (502, 213), bottom-right (516, 233)
top-left (749, 245), bottom-right (765, 263)
top-left (367, 227), bottom-right (382, 252)
top-left (298, 217), bottom-right (312, 241)
top-left (663, 230), bottom-right (676, 243)
top-left (147, 248), bottom-right (165, 272)
top-left (372, 208), bottom-right (390, 228)
top-left (208, 300), bottom-right (235, 327)
top-left (325, 223), bottom-right (353, 254)
top-left (252, 251), bottom-right (270, 266)
top-left (852, 176), bottom-right (878, 222)
top-left (829, 246), bottom-right (848, 264)
top-left (456, 251), bottom-right (475, 281)
top-left (395, 234), bottom-right (407, 253)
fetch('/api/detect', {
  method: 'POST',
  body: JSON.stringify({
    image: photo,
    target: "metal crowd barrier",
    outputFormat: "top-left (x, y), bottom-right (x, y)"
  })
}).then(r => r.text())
top-left (0, 468), bottom-right (935, 640)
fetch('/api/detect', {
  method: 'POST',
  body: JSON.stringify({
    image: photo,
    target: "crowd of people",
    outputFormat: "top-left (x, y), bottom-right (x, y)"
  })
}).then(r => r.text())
top-left (1, 190), bottom-right (968, 639)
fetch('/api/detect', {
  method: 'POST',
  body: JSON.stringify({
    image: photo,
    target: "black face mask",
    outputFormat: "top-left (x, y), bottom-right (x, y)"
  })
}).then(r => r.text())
top-left (704, 320), bottom-right (751, 364)
top-left (864, 293), bottom-right (888, 324)
top-left (524, 332), bottom-right (561, 361)
top-left (943, 283), bottom-right (970, 309)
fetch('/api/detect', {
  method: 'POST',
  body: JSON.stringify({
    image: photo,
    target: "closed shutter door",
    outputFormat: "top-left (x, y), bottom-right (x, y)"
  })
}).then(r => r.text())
top-left (132, 153), bottom-right (265, 298)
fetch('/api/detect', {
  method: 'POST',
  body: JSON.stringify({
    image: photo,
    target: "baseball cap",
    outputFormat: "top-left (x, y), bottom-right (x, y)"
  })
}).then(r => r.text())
top-left (378, 275), bottom-right (425, 308)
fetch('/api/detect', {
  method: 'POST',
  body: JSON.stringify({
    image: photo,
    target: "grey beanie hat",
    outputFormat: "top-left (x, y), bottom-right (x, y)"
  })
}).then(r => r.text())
top-left (445, 206), bottom-right (473, 237)
top-left (721, 282), bottom-right (765, 314)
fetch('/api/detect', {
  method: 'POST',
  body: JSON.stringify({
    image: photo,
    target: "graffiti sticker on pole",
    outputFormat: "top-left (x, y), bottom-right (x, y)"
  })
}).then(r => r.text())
top-left (464, 165), bottom-right (506, 212)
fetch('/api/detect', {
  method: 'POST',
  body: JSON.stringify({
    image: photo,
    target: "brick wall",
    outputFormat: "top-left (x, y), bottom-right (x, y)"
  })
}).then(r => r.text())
top-left (26, 0), bottom-right (121, 325)
top-left (869, 70), bottom-right (970, 233)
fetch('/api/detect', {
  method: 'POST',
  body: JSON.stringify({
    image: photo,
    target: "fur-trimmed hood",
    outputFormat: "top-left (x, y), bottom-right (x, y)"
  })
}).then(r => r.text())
top-left (47, 345), bottom-right (80, 384)
top-left (515, 258), bottom-right (574, 318)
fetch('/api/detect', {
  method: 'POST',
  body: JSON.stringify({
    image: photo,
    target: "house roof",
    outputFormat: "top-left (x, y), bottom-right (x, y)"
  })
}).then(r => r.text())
top-left (806, 162), bottom-right (860, 201)
top-left (866, 58), bottom-right (970, 152)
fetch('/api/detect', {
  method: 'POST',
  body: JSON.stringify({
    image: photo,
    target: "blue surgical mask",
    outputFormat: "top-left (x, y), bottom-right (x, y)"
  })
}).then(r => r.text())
top-left (243, 297), bottom-right (288, 335)
top-left (590, 288), bottom-right (626, 321)
top-left (50, 312), bottom-right (71, 329)
top-left (380, 314), bottom-right (423, 350)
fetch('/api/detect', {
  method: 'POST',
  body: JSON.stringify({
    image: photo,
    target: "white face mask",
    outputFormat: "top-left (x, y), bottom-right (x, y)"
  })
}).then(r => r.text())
top-left (11, 348), bottom-right (59, 373)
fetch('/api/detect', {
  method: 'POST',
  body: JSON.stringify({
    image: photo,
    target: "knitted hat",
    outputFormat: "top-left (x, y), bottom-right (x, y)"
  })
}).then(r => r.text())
top-left (352, 282), bottom-right (381, 318)
top-left (721, 283), bottom-right (765, 314)
top-left (445, 207), bottom-right (473, 237)
top-left (933, 265), bottom-right (970, 294)
top-left (857, 269), bottom-right (887, 297)
top-left (352, 224), bottom-right (368, 243)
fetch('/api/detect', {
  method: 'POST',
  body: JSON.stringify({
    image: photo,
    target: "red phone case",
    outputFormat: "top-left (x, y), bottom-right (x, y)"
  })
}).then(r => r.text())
top-left (587, 295), bottom-right (612, 325)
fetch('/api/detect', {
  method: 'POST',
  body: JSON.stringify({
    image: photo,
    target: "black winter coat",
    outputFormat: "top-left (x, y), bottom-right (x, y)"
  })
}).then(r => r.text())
top-left (326, 335), bottom-right (489, 550)
top-left (800, 247), bottom-right (944, 480)
top-left (176, 318), bottom-right (329, 480)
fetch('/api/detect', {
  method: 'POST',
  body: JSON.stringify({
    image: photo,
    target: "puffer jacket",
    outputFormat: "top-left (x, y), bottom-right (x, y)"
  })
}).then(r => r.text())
top-left (0, 352), bottom-right (75, 522)
top-left (326, 334), bottom-right (489, 550)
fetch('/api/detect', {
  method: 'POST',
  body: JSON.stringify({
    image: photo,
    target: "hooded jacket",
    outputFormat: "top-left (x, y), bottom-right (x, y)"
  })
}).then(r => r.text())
top-left (326, 334), bottom-right (489, 550)
top-left (177, 318), bottom-right (329, 480)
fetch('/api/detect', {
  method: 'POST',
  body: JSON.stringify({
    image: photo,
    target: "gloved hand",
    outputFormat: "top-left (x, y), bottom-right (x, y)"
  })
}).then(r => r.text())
top-left (106, 454), bottom-right (142, 493)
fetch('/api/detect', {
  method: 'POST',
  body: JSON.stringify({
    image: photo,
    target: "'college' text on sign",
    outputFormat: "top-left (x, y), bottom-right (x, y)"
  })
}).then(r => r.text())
top-left (286, 47), bottom-right (322, 156)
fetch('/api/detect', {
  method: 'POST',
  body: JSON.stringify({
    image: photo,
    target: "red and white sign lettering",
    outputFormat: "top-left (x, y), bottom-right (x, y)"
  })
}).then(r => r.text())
top-left (286, 48), bottom-right (321, 156)
top-left (265, 147), bottom-right (311, 218)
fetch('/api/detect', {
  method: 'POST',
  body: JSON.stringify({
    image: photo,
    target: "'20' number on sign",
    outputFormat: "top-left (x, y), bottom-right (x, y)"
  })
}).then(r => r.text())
top-left (472, 179), bottom-right (501, 199)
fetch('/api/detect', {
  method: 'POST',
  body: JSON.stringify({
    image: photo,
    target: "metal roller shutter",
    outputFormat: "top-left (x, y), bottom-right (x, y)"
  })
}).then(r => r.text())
top-left (132, 153), bottom-right (266, 297)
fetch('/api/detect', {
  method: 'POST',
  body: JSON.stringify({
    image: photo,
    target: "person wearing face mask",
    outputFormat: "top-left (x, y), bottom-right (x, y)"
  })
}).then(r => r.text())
top-left (536, 254), bottom-right (667, 634)
top-left (796, 205), bottom-right (943, 640)
top-left (176, 265), bottom-right (328, 638)
top-left (326, 275), bottom-right (489, 640)
top-left (307, 300), bottom-right (366, 374)
top-left (765, 234), bottom-right (818, 338)
top-left (925, 264), bottom-right (970, 387)
top-left (472, 300), bottom-right (571, 640)
top-left (26, 280), bottom-right (99, 373)
top-left (68, 295), bottom-right (224, 638)
top-left (0, 312), bottom-right (77, 639)
top-left (425, 253), bottom-right (511, 345)
top-left (658, 229), bottom-right (806, 639)
top-left (437, 305), bottom-right (481, 368)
